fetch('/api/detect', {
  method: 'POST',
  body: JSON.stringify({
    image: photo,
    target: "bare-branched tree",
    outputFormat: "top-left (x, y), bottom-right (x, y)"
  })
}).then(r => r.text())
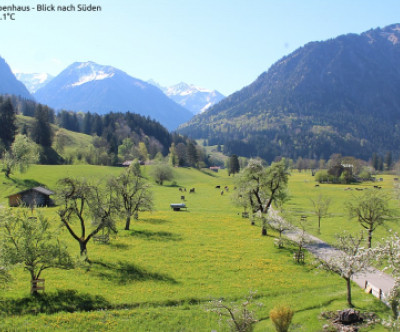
top-left (109, 162), bottom-right (153, 230)
top-left (207, 291), bottom-right (261, 332)
top-left (57, 177), bottom-right (117, 261)
top-left (310, 194), bottom-right (331, 234)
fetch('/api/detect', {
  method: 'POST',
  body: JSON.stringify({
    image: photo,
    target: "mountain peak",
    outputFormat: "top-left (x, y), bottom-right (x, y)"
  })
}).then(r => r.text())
top-left (179, 23), bottom-right (400, 161)
top-left (64, 61), bottom-right (116, 87)
top-left (362, 23), bottom-right (400, 45)
top-left (33, 61), bottom-right (193, 130)
top-left (15, 72), bottom-right (54, 93)
top-left (148, 80), bottom-right (225, 114)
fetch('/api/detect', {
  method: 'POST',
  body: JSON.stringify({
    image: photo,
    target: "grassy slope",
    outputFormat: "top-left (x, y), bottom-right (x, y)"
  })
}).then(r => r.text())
top-left (0, 166), bottom-right (391, 331)
top-left (16, 114), bottom-right (93, 161)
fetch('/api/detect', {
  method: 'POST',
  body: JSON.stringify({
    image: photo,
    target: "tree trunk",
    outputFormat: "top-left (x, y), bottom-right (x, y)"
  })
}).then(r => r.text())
top-left (261, 216), bottom-right (267, 236)
top-left (318, 216), bottom-right (321, 234)
top-left (31, 272), bottom-right (38, 296)
top-left (391, 298), bottom-right (399, 320)
top-left (125, 215), bottom-right (131, 230)
top-left (79, 240), bottom-right (88, 260)
top-left (346, 277), bottom-right (353, 307)
top-left (368, 229), bottom-right (372, 249)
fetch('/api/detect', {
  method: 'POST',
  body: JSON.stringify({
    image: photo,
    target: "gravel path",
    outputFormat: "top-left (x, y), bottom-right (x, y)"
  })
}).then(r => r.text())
top-left (269, 209), bottom-right (396, 302)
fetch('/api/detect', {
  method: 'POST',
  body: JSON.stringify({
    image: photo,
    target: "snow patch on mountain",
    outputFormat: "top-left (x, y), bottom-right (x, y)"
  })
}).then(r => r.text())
top-left (148, 80), bottom-right (224, 114)
top-left (71, 71), bottom-right (115, 87)
top-left (15, 72), bottom-right (54, 93)
top-left (33, 61), bottom-right (194, 130)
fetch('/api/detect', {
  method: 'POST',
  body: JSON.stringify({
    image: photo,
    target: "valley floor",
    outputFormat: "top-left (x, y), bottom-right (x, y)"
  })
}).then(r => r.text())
top-left (0, 166), bottom-right (394, 331)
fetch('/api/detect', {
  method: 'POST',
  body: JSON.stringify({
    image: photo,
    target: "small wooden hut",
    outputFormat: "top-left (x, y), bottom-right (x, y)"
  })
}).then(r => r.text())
top-left (7, 186), bottom-right (55, 207)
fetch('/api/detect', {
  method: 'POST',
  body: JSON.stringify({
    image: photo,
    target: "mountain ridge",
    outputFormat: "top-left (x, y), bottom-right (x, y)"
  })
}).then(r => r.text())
top-left (34, 61), bottom-right (193, 130)
top-left (148, 80), bottom-right (225, 114)
top-left (15, 72), bottom-right (54, 93)
top-left (179, 23), bottom-right (400, 161)
top-left (0, 57), bottom-right (32, 99)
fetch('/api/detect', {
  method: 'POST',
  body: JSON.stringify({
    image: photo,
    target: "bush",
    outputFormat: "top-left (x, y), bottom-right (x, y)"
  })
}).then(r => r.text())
top-left (315, 170), bottom-right (331, 183)
top-left (151, 163), bottom-right (174, 185)
top-left (269, 305), bottom-right (294, 332)
top-left (358, 169), bottom-right (373, 181)
top-left (207, 291), bottom-right (260, 332)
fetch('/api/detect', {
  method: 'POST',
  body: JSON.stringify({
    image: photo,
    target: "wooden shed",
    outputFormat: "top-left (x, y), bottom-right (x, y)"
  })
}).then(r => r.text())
top-left (7, 186), bottom-right (55, 207)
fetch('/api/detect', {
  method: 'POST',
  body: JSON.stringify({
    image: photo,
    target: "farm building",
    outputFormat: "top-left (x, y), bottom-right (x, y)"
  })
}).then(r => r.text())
top-left (7, 186), bottom-right (55, 207)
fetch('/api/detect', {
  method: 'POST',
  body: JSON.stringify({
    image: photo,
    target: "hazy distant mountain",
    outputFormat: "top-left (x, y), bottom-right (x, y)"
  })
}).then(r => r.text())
top-left (0, 57), bottom-right (32, 99)
top-left (149, 80), bottom-right (225, 114)
top-left (15, 72), bottom-right (54, 93)
top-left (179, 24), bottom-right (400, 161)
top-left (34, 62), bottom-right (193, 130)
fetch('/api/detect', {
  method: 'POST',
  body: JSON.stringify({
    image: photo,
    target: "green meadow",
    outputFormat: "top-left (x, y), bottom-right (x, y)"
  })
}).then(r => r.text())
top-left (0, 165), bottom-right (394, 331)
top-left (286, 171), bottom-right (400, 246)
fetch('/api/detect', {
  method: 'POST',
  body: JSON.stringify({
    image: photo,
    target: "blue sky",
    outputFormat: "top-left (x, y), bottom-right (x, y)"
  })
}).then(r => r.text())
top-left (2, 0), bottom-right (400, 95)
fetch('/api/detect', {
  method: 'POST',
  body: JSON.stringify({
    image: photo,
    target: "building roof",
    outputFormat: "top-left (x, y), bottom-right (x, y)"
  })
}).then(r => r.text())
top-left (7, 186), bottom-right (54, 197)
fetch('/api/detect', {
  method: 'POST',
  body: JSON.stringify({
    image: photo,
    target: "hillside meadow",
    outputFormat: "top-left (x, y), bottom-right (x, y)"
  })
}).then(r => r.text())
top-left (0, 165), bottom-right (394, 331)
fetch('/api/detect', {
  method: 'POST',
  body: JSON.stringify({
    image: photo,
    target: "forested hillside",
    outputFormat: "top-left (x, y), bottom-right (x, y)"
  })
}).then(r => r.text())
top-left (0, 95), bottom-right (213, 169)
top-left (179, 24), bottom-right (400, 162)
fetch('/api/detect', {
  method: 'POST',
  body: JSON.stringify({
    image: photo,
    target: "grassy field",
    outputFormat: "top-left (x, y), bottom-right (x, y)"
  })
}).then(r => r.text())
top-left (285, 170), bottom-right (400, 246)
top-left (0, 166), bottom-right (393, 331)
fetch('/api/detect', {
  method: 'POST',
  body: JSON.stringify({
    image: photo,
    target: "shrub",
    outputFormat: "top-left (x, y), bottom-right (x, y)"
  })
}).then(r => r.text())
top-left (358, 169), bottom-right (373, 181)
top-left (269, 305), bottom-right (294, 332)
top-left (207, 291), bottom-right (261, 332)
top-left (315, 170), bottom-right (331, 183)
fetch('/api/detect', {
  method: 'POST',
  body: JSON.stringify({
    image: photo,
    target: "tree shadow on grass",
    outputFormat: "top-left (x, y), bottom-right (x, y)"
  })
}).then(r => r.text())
top-left (9, 178), bottom-right (44, 189)
top-left (130, 229), bottom-right (182, 242)
top-left (108, 242), bottom-right (130, 250)
top-left (200, 169), bottom-right (217, 177)
top-left (0, 289), bottom-right (111, 315)
top-left (92, 260), bottom-right (178, 285)
top-left (139, 218), bottom-right (170, 225)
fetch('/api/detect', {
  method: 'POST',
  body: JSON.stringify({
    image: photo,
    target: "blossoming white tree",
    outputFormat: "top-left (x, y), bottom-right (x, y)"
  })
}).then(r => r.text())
top-left (318, 233), bottom-right (371, 307)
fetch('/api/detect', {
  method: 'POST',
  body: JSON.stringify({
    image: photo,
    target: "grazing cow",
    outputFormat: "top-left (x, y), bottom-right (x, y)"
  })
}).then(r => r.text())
top-left (181, 195), bottom-right (185, 200)
top-left (189, 188), bottom-right (195, 193)
top-left (315, 184), bottom-right (320, 187)
top-left (179, 188), bottom-right (183, 192)
top-left (215, 185), bottom-right (221, 189)
top-left (221, 191), bottom-right (224, 195)
top-left (224, 186), bottom-right (229, 192)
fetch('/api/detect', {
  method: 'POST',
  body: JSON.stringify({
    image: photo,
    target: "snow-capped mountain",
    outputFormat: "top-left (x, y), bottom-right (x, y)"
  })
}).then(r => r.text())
top-left (15, 72), bottom-right (54, 93)
top-left (34, 62), bottom-right (193, 130)
top-left (0, 56), bottom-right (32, 99)
top-left (149, 81), bottom-right (225, 114)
